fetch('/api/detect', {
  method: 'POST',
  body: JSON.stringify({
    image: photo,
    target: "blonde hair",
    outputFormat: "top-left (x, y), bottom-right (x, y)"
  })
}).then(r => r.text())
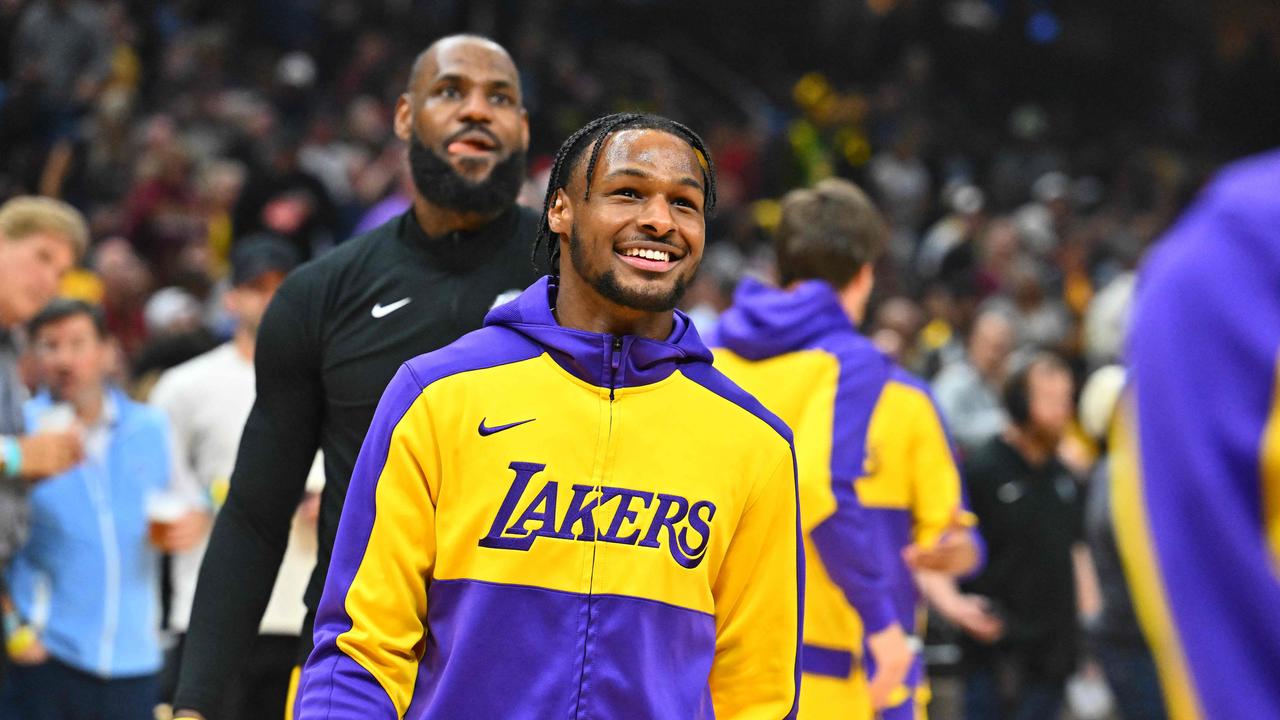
top-left (0, 196), bottom-right (90, 259)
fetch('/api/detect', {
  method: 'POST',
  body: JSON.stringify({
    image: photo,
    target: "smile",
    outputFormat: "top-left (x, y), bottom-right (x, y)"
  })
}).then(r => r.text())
top-left (622, 247), bottom-right (671, 262)
top-left (615, 245), bottom-right (681, 273)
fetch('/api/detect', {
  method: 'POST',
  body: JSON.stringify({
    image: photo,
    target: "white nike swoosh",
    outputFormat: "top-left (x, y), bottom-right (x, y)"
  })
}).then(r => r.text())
top-left (371, 297), bottom-right (412, 318)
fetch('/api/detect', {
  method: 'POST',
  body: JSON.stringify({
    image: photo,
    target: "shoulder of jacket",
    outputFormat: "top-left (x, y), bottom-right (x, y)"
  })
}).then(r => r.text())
top-left (679, 363), bottom-right (794, 449)
top-left (401, 325), bottom-right (542, 392)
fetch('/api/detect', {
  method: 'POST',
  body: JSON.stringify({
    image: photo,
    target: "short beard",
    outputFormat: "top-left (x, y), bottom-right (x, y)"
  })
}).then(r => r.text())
top-left (408, 135), bottom-right (526, 217)
top-left (567, 225), bottom-right (691, 313)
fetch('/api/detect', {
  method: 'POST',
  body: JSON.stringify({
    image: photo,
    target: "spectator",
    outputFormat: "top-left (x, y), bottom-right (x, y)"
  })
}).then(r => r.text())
top-left (932, 308), bottom-right (1014, 454)
top-left (11, 0), bottom-right (111, 131)
top-left (149, 236), bottom-right (313, 719)
top-left (130, 287), bottom-right (219, 397)
top-left (121, 141), bottom-right (200, 285)
top-left (233, 131), bottom-right (340, 260)
top-left (987, 259), bottom-right (1072, 353)
top-left (92, 237), bottom-right (152, 361)
top-left (949, 354), bottom-right (1085, 720)
top-left (1, 299), bottom-right (171, 718)
top-left (0, 196), bottom-right (88, 685)
top-left (868, 296), bottom-right (924, 369)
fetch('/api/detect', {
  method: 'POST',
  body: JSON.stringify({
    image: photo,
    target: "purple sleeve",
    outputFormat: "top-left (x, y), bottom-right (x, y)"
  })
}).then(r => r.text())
top-left (295, 365), bottom-right (424, 717)
top-left (811, 347), bottom-right (898, 634)
top-left (809, 495), bottom-right (898, 633)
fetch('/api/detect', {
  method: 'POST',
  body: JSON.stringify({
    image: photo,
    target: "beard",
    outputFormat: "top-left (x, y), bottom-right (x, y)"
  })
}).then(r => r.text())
top-left (408, 135), bottom-right (526, 217)
top-left (566, 225), bottom-right (692, 313)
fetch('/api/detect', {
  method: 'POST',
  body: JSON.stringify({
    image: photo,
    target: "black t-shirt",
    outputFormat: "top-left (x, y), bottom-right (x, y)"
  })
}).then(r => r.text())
top-left (174, 206), bottom-right (542, 715)
top-left (961, 434), bottom-right (1084, 680)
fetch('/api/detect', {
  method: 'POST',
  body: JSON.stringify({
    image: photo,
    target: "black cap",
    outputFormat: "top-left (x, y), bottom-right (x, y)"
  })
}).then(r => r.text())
top-left (230, 234), bottom-right (300, 286)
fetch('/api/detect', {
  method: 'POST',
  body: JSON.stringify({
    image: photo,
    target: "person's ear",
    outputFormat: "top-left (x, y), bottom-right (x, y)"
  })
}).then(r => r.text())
top-left (547, 189), bottom-right (573, 236)
top-left (393, 94), bottom-right (413, 142)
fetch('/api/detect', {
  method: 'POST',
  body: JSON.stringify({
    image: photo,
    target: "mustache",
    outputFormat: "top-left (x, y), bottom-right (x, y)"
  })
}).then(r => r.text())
top-left (444, 123), bottom-right (502, 150)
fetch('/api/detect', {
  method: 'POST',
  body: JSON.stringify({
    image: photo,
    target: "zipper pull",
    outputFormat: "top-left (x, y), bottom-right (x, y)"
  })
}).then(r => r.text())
top-left (609, 336), bottom-right (623, 400)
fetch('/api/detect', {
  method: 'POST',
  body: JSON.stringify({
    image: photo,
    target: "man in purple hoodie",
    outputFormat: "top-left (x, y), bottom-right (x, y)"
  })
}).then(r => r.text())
top-left (294, 113), bottom-right (803, 719)
top-left (1112, 149), bottom-right (1280, 719)
top-left (714, 178), bottom-right (983, 720)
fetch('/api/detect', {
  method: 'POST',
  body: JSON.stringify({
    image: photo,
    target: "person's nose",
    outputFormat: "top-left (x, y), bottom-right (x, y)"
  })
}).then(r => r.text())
top-left (637, 195), bottom-right (676, 239)
top-left (457, 88), bottom-right (495, 125)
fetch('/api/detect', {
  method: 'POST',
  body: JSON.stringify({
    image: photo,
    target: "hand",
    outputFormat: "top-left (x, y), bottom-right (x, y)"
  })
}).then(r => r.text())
top-left (903, 511), bottom-right (980, 575)
top-left (945, 594), bottom-right (1004, 644)
top-left (297, 492), bottom-right (321, 527)
top-left (18, 431), bottom-right (84, 481)
top-left (154, 510), bottom-right (212, 553)
top-left (8, 629), bottom-right (48, 665)
top-left (865, 622), bottom-right (914, 710)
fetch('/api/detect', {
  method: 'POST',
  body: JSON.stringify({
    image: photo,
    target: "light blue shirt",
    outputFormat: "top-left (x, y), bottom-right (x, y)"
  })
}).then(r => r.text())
top-left (6, 387), bottom-right (171, 678)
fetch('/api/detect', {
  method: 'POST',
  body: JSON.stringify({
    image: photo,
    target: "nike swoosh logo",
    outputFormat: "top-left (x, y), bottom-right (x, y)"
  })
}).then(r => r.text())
top-left (478, 417), bottom-right (535, 436)
top-left (371, 297), bottom-right (411, 318)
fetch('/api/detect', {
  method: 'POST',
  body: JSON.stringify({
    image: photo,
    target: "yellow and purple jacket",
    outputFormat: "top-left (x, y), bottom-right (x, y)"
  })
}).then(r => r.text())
top-left (713, 278), bottom-right (979, 720)
top-left (295, 276), bottom-right (802, 720)
top-left (1114, 150), bottom-right (1280, 720)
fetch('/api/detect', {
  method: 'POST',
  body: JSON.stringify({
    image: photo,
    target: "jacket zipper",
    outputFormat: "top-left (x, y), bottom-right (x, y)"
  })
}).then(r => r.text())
top-left (575, 336), bottom-right (624, 719)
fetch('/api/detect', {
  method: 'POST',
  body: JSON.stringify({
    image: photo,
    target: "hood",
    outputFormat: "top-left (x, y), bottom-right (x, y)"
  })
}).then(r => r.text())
top-left (713, 277), bottom-right (854, 360)
top-left (484, 276), bottom-right (714, 389)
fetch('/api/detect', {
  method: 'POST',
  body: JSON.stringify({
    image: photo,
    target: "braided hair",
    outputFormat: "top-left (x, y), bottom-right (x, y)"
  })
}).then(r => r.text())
top-left (533, 112), bottom-right (717, 275)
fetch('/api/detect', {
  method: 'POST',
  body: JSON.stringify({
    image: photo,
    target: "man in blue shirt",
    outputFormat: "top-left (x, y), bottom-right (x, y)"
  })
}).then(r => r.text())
top-left (2, 299), bottom-right (172, 719)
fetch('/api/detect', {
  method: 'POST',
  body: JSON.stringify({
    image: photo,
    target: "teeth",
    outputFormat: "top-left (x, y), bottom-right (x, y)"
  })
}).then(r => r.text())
top-left (622, 248), bottom-right (671, 262)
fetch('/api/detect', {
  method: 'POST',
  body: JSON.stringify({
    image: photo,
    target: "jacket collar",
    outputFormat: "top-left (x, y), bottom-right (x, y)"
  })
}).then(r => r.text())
top-left (398, 206), bottom-right (520, 273)
top-left (28, 386), bottom-right (129, 433)
top-left (485, 276), bottom-right (713, 389)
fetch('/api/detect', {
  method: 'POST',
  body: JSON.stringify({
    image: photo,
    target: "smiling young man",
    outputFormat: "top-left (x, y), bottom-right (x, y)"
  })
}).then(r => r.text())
top-left (295, 113), bottom-right (802, 719)
top-left (172, 35), bottom-right (542, 719)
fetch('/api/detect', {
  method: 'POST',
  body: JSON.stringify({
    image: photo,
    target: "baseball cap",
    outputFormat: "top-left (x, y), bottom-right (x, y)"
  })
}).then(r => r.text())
top-left (231, 234), bottom-right (300, 286)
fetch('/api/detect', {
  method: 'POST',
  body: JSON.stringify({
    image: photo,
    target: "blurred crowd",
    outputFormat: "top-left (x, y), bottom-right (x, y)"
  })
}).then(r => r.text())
top-left (1, 0), bottom-right (1278, 718)
top-left (1, 0), bottom-right (1275, 396)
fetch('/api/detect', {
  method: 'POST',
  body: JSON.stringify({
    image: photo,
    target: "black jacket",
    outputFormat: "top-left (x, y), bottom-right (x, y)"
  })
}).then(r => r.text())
top-left (174, 206), bottom-right (542, 716)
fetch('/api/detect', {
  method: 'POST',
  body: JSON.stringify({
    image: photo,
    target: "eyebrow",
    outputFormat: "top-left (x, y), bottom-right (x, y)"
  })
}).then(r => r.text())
top-left (433, 73), bottom-right (517, 91)
top-left (604, 167), bottom-right (704, 192)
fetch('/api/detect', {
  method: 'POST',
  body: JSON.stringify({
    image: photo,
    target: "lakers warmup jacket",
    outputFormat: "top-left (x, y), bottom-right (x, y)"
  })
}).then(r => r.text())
top-left (296, 276), bottom-right (803, 719)
top-left (1113, 150), bottom-right (1280, 720)
top-left (714, 278), bottom-right (976, 719)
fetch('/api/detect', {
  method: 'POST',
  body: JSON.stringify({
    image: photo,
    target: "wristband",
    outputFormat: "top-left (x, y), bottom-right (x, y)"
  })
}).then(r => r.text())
top-left (2, 605), bottom-right (18, 637)
top-left (0, 436), bottom-right (21, 479)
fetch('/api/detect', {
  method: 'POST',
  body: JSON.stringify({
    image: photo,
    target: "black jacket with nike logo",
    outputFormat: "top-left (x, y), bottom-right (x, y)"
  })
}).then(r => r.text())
top-left (174, 206), bottom-right (541, 715)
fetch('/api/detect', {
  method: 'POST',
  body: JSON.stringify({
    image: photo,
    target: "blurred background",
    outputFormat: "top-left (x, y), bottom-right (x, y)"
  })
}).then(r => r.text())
top-left (3, 0), bottom-right (1278, 387)
top-left (2, 1), bottom-right (1278, 718)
